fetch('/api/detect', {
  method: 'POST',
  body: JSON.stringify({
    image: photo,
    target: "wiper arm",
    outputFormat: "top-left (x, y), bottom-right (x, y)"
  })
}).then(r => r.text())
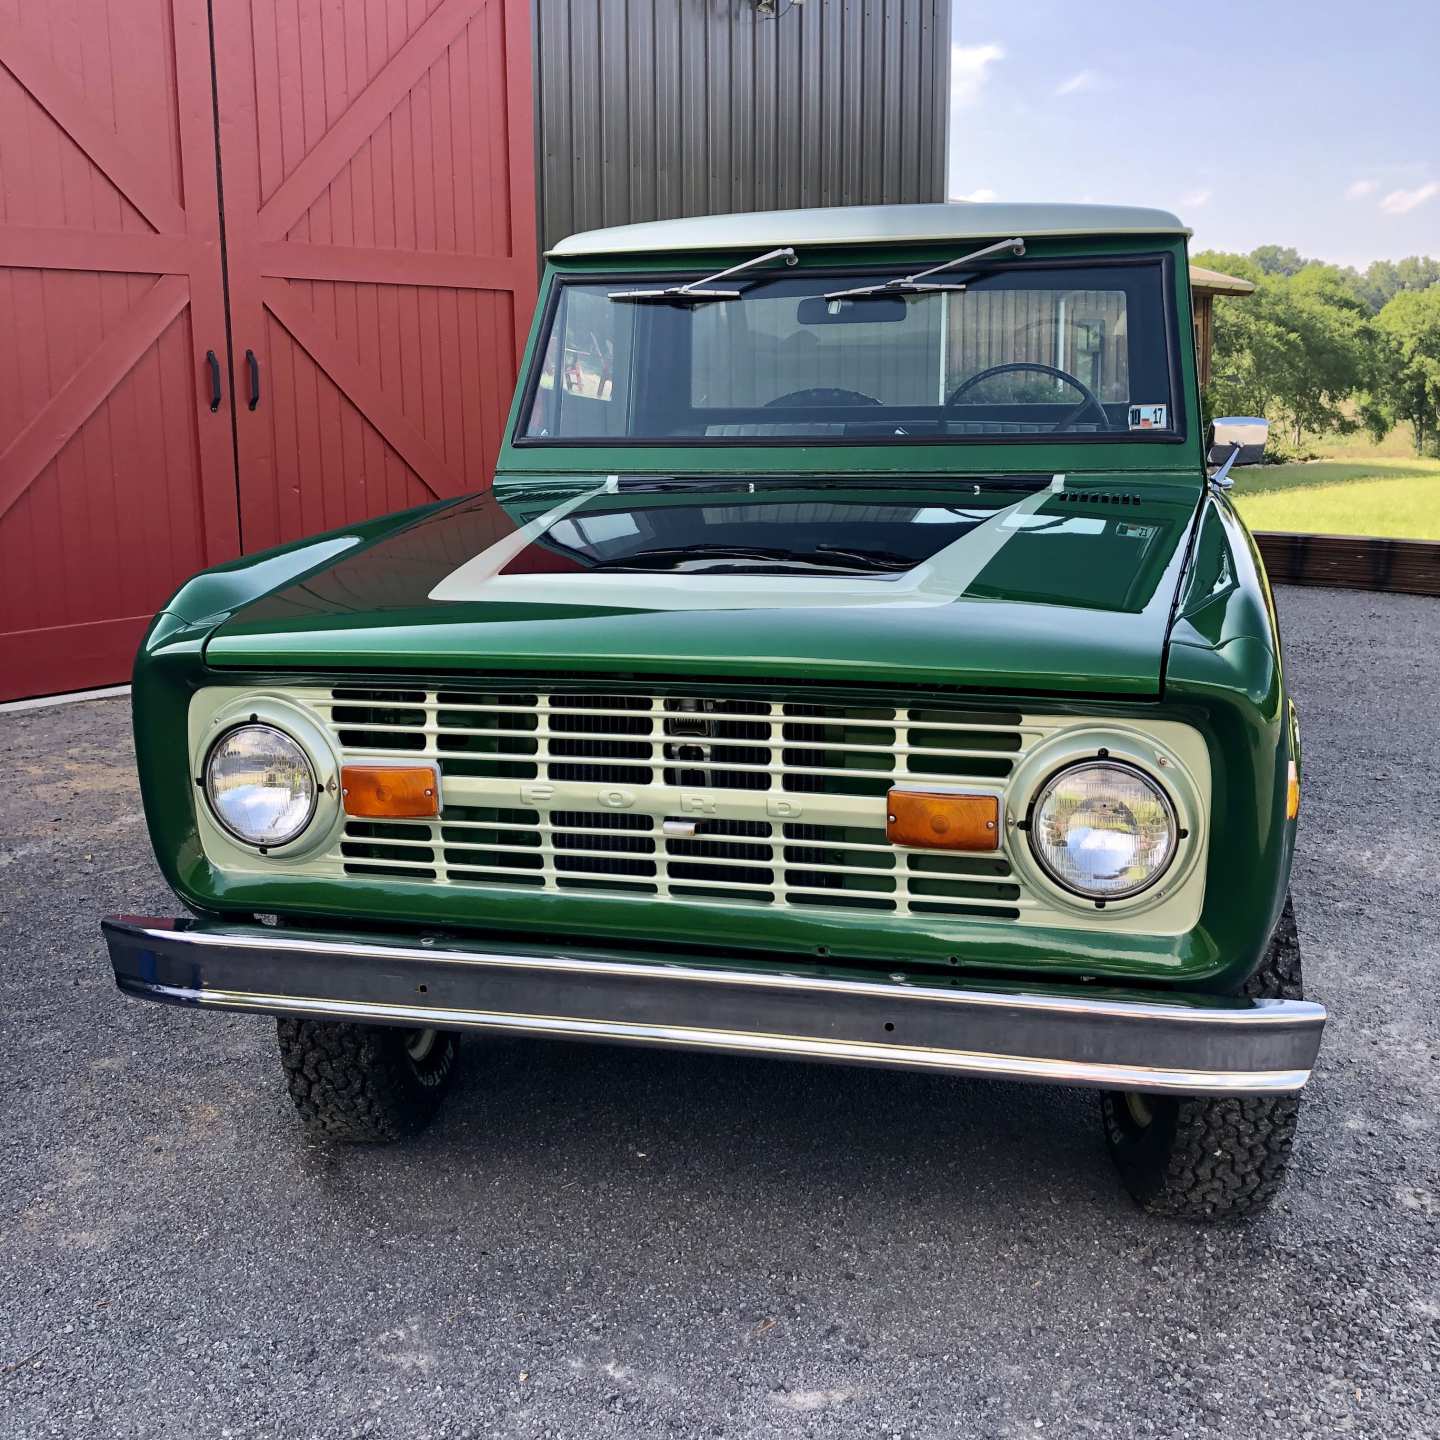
top-left (609, 247), bottom-right (798, 303)
top-left (823, 237), bottom-right (1026, 301)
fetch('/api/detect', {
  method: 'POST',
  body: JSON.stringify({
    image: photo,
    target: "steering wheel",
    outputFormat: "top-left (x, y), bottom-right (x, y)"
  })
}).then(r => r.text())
top-left (765, 387), bottom-right (882, 408)
top-left (944, 361), bottom-right (1113, 433)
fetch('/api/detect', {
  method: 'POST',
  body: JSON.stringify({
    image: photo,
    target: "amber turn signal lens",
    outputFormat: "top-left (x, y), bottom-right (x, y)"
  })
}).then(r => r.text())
top-left (341, 764), bottom-right (440, 819)
top-left (1286, 761), bottom-right (1300, 820)
top-left (886, 789), bottom-right (1000, 851)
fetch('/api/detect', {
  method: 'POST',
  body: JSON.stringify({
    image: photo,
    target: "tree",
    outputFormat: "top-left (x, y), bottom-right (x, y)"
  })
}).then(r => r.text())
top-left (1283, 264), bottom-right (1379, 439)
top-left (1355, 256), bottom-right (1440, 313)
top-left (1249, 244), bottom-right (1310, 278)
top-left (1368, 288), bottom-right (1440, 454)
top-left (1191, 249), bottom-right (1261, 282)
top-left (1197, 257), bottom-right (1374, 446)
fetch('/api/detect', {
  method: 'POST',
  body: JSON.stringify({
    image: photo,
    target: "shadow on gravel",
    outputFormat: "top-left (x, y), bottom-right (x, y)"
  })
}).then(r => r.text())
top-left (285, 1030), bottom-right (1120, 1230)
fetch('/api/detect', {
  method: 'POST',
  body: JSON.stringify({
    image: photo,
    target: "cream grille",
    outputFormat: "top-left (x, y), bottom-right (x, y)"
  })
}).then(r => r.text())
top-left (320, 686), bottom-right (1044, 920)
top-left (188, 683), bottom-right (1212, 937)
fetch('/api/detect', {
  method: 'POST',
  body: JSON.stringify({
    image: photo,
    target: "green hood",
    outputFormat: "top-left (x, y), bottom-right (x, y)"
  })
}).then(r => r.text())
top-left (200, 474), bottom-right (1201, 697)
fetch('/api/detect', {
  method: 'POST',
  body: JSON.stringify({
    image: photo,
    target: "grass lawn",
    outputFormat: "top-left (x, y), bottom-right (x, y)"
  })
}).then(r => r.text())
top-left (1230, 454), bottom-right (1440, 540)
top-left (1293, 423), bottom-right (1420, 460)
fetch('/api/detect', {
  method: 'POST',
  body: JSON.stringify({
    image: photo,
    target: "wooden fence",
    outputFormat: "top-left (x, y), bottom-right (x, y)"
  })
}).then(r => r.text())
top-left (1256, 533), bottom-right (1440, 598)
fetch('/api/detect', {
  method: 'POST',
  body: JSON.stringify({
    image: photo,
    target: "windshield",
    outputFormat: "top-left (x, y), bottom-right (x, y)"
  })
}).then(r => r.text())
top-left (519, 259), bottom-right (1180, 445)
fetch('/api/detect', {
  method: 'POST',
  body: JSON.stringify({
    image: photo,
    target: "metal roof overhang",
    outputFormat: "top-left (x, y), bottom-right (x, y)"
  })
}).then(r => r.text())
top-left (548, 202), bottom-right (1192, 258)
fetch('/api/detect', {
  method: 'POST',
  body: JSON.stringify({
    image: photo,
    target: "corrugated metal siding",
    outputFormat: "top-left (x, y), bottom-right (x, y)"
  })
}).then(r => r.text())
top-left (533, 0), bottom-right (952, 251)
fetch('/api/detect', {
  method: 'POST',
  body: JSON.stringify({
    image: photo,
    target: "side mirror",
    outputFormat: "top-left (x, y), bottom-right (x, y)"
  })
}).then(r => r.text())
top-left (1207, 416), bottom-right (1268, 467)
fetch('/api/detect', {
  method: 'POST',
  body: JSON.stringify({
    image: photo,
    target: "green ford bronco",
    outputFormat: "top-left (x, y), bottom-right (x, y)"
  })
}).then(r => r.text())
top-left (104, 204), bottom-right (1323, 1219)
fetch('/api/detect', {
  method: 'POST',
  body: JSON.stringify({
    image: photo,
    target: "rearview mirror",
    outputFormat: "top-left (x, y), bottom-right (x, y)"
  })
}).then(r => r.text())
top-left (1207, 416), bottom-right (1268, 467)
top-left (796, 294), bottom-right (908, 325)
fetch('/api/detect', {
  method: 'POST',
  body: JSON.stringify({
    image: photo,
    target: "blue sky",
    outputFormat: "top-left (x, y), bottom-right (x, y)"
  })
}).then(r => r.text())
top-left (947, 0), bottom-right (1440, 267)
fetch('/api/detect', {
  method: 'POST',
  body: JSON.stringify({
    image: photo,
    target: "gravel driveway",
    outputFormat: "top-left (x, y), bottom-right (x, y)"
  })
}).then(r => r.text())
top-left (1, 585), bottom-right (1436, 1439)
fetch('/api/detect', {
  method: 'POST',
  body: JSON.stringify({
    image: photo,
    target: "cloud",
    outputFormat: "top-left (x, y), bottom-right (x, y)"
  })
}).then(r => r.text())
top-left (1055, 69), bottom-right (1100, 96)
top-left (1379, 182), bottom-right (1439, 215)
top-left (1346, 179), bottom-right (1379, 200)
top-left (953, 188), bottom-right (998, 203)
top-left (951, 43), bottom-right (1004, 108)
top-left (1180, 189), bottom-right (1213, 209)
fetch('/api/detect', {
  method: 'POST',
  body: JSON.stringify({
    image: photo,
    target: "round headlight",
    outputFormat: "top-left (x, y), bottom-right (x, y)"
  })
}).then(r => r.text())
top-left (204, 724), bottom-right (317, 848)
top-left (1029, 760), bottom-right (1177, 900)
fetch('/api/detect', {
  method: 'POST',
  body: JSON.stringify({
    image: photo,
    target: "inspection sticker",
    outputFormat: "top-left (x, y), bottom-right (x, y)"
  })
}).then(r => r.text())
top-left (1128, 403), bottom-right (1168, 430)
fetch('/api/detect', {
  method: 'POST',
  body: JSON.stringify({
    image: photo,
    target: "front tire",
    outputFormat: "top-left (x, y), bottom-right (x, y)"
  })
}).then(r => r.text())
top-left (276, 1018), bottom-right (459, 1142)
top-left (1101, 895), bottom-right (1305, 1220)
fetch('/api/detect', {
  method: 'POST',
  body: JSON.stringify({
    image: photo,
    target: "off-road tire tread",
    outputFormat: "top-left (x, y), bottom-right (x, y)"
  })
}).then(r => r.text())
top-left (1102, 893), bottom-right (1305, 1220)
top-left (1240, 893), bottom-right (1302, 1001)
top-left (276, 1019), bottom-right (457, 1143)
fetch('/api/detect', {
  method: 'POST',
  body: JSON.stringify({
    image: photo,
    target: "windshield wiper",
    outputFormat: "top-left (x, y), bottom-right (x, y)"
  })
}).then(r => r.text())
top-left (609, 247), bottom-right (798, 303)
top-left (823, 236), bottom-right (1026, 301)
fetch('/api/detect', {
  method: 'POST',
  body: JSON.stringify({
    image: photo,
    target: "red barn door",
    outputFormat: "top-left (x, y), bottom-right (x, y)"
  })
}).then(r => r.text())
top-left (212, 0), bottom-right (538, 554)
top-left (0, 0), bottom-right (239, 700)
top-left (0, 0), bottom-right (536, 700)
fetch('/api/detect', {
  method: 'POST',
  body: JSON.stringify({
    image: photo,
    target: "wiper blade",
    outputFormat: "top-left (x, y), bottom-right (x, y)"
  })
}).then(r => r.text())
top-left (614, 477), bottom-right (757, 493)
top-left (823, 236), bottom-right (1026, 301)
top-left (617, 473), bottom-right (1053, 494)
top-left (609, 247), bottom-right (798, 303)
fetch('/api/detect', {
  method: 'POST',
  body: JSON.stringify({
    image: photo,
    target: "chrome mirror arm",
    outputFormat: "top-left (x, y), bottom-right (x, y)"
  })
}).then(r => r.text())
top-left (1209, 444), bottom-right (1242, 490)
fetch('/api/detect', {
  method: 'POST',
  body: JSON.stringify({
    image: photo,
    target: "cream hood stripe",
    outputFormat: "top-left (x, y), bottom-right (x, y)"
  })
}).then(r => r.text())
top-left (427, 479), bottom-right (1060, 611)
top-left (428, 483), bottom-right (611, 602)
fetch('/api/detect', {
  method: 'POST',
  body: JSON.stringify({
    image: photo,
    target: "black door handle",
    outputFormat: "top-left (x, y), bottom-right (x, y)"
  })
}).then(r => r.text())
top-left (245, 349), bottom-right (260, 411)
top-left (205, 350), bottom-right (222, 412)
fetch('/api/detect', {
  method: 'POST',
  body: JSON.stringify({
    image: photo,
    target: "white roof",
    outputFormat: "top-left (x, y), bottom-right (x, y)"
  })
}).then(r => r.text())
top-left (548, 202), bottom-right (1190, 257)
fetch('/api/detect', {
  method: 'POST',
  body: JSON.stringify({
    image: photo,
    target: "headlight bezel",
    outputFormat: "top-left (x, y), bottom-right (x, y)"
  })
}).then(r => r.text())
top-left (203, 721), bottom-right (320, 850)
top-left (191, 693), bottom-right (343, 863)
top-left (1005, 724), bottom-right (1206, 922)
top-left (1026, 757), bottom-right (1179, 902)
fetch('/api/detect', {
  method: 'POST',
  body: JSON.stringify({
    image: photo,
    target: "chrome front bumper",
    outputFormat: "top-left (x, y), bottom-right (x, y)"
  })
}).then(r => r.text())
top-left (102, 917), bottom-right (1326, 1095)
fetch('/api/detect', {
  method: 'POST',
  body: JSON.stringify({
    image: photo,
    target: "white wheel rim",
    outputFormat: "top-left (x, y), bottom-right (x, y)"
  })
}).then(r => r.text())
top-left (405, 1028), bottom-right (439, 1063)
top-left (1124, 1091), bottom-right (1155, 1129)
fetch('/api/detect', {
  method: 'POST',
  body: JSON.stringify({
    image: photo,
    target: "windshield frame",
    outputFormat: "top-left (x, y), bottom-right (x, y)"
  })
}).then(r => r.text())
top-left (510, 250), bottom-right (1189, 452)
